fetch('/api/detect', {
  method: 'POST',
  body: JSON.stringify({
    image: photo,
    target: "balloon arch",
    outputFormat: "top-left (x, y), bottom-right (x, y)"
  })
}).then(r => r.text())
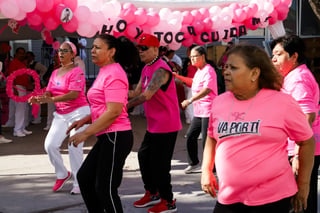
top-left (0, 0), bottom-right (291, 50)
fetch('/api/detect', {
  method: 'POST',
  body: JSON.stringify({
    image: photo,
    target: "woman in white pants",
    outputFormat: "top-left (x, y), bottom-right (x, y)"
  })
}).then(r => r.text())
top-left (29, 41), bottom-right (90, 194)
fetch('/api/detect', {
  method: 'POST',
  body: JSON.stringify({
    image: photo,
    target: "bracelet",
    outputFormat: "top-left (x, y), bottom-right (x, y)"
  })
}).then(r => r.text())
top-left (294, 155), bottom-right (299, 160)
top-left (188, 98), bottom-right (193, 104)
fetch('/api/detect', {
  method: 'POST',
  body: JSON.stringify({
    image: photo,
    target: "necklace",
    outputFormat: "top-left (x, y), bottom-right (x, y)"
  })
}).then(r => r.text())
top-left (228, 90), bottom-right (259, 121)
top-left (61, 62), bottom-right (74, 67)
top-left (146, 56), bottom-right (159, 66)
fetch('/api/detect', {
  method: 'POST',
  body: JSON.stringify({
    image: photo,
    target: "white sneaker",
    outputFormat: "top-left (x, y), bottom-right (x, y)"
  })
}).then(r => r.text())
top-left (31, 120), bottom-right (41, 124)
top-left (43, 126), bottom-right (50, 131)
top-left (70, 186), bottom-right (81, 195)
top-left (23, 129), bottom-right (32, 135)
top-left (184, 164), bottom-right (201, 174)
top-left (13, 131), bottom-right (26, 137)
top-left (0, 136), bottom-right (12, 144)
top-left (2, 124), bottom-right (13, 128)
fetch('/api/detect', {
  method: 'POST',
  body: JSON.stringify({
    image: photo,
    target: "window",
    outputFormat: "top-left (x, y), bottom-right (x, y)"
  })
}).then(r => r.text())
top-left (300, 0), bottom-right (320, 36)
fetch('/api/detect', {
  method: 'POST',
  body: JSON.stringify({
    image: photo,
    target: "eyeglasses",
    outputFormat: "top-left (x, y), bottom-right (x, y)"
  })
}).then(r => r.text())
top-left (58, 49), bottom-right (72, 53)
top-left (189, 55), bottom-right (201, 59)
top-left (137, 45), bottom-right (149, 51)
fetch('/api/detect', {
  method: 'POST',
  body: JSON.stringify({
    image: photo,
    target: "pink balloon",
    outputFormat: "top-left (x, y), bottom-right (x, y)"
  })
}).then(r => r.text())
top-left (126, 23), bottom-right (139, 37)
top-left (182, 11), bottom-right (193, 25)
top-left (181, 37), bottom-right (194, 47)
top-left (141, 24), bottom-right (152, 34)
top-left (53, 0), bottom-right (64, 6)
top-left (199, 8), bottom-right (209, 19)
top-left (244, 18), bottom-right (258, 30)
top-left (90, 11), bottom-right (106, 28)
top-left (203, 18), bottom-right (212, 31)
top-left (55, 4), bottom-right (67, 21)
top-left (45, 36), bottom-right (54, 45)
top-left (233, 9), bottom-right (247, 23)
top-left (74, 6), bottom-right (90, 23)
top-left (28, 23), bottom-right (43, 32)
top-left (77, 22), bottom-right (94, 37)
top-left (194, 35), bottom-right (205, 46)
top-left (229, 3), bottom-right (240, 11)
top-left (248, 3), bottom-right (258, 16)
top-left (268, 9), bottom-right (278, 25)
top-left (145, 12), bottom-right (160, 27)
top-left (276, 3), bottom-right (289, 20)
top-left (270, 0), bottom-right (280, 7)
top-left (1, 0), bottom-right (19, 18)
top-left (17, 0), bottom-right (36, 13)
top-left (191, 10), bottom-right (201, 21)
top-left (264, 2), bottom-right (274, 14)
top-left (17, 18), bottom-right (28, 26)
top-left (180, 24), bottom-right (191, 39)
top-left (62, 0), bottom-right (77, 11)
top-left (209, 6), bottom-right (221, 15)
top-left (122, 3), bottom-right (136, 11)
top-left (43, 16), bottom-right (59, 31)
top-left (242, 6), bottom-right (254, 19)
top-left (281, 0), bottom-right (292, 7)
top-left (26, 10), bottom-right (43, 26)
top-left (52, 41), bottom-right (60, 50)
top-left (62, 16), bottom-right (78, 32)
top-left (36, 0), bottom-right (53, 12)
top-left (193, 20), bottom-right (204, 34)
top-left (120, 8), bottom-right (135, 24)
top-left (135, 9), bottom-right (147, 25)
top-left (168, 42), bottom-right (181, 51)
top-left (14, 11), bottom-right (26, 21)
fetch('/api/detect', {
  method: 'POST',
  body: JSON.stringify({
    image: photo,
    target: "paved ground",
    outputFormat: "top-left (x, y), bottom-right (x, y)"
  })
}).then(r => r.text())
top-left (0, 115), bottom-right (216, 213)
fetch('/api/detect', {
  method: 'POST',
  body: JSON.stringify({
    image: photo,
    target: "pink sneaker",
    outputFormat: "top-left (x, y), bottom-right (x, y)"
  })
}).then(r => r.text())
top-left (52, 171), bottom-right (71, 192)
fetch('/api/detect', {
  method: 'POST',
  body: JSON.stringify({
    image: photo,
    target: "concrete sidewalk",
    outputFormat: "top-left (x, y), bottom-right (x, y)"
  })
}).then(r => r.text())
top-left (0, 115), bottom-right (216, 213)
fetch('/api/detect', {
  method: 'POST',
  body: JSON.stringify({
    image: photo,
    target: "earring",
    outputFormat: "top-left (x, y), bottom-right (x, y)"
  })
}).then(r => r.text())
top-left (251, 79), bottom-right (255, 82)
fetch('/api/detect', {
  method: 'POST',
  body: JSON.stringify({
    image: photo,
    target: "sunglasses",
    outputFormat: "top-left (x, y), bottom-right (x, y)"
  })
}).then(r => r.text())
top-left (138, 45), bottom-right (149, 51)
top-left (58, 49), bottom-right (72, 53)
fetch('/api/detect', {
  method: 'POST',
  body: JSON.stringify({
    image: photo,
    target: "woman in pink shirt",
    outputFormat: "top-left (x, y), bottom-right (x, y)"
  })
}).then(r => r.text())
top-left (29, 41), bottom-right (90, 194)
top-left (181, 46), bottom-right (218, 174)
top-left (67, 34), bottom-right (139, 213)
top-left (271, 35), bottom-right (320, 213)
top-left (201, 44), bottom-right (315, 213)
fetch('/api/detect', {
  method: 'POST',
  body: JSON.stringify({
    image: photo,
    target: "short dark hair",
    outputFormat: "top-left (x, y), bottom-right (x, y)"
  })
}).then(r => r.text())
top-left (26, 51), bottom-right (35, 57)
top-left (15, 47), bottom-right (25, 54)
top-left (96, 34), bottom-right (140, 73)
top-left (227, 44), bottom-right (283, 91)
top-left (270, 35), bottom-right (306, 64)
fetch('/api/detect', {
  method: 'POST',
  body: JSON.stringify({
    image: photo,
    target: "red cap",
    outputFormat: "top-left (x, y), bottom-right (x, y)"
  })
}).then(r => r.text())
top-left (137, 34), bottom-right (160, 48)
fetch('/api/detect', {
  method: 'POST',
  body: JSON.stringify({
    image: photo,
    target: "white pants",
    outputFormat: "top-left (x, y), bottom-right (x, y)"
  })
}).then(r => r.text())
top-left (5, 98), bottom-right (15, 126)
top-left (44, 106), bottom-right (90, 186)
top-left (14, 85), bottom-right (27, 134)
top-left (46, 102), bottom-right (56, 128)
top-left (184, 85), bottom-right (194, 122)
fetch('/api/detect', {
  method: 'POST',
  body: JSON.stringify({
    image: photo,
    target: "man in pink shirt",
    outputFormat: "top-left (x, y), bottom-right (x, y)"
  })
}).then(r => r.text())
top-left (128, 34), bottom-right (182, 213)
top-left (271, 35), bottom-right (320, 213)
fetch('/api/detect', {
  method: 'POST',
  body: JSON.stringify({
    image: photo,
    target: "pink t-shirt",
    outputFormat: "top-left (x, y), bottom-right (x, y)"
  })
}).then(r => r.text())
top-left (281, 64), bottom-right (320, 155)
top-left (141, 58), bottom-right (182, 133)
top-left (87, 63), bottom-right (131, 135)
top-left (46, 66), bottom-right (89, 114)
top-left (192, 64), bottom-right (218, 117)
top-left (207, 89), bottom-right (313, 206)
